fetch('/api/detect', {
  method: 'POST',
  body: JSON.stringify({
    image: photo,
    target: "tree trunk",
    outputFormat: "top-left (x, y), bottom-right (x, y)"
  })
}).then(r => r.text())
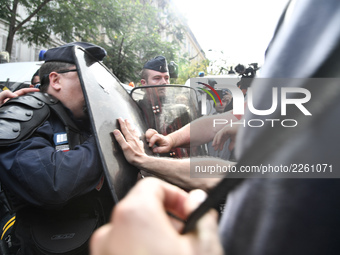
top-left (5, 0), bottom-right (19, 58)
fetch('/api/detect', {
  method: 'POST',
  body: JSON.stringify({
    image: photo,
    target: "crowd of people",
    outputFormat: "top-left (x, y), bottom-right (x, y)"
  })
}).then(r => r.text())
top-left (1, 0), bottom-right (340, 254)
top-left (0, 41), bottom-right (249, 254)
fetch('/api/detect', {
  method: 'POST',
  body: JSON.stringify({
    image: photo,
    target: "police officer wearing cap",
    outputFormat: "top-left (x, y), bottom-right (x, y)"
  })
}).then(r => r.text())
top-left (137, 56), bottom-right (194, 159)
top-left (137, 56), bottom-right (170, 129)
top-left (140, 56), bottom-right (170, 86)
top-left (0, 42), bottom-right (113, 254)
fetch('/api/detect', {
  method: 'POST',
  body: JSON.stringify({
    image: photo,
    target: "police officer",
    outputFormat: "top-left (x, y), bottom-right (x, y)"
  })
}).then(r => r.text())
top-left (140, 55), bottom-right (170, 86)
top-left (0, 42), bottom-right (114, 254)
top-left (137, 56), bottom-right (195, 159)
top-left (138, 55), bottom-right (170, 129)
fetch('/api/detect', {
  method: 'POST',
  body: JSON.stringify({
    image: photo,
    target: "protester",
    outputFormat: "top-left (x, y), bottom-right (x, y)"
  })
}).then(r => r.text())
top-left (207, 89), bottom-right (233, 160)
top-left (214, 89), bottom-right (232, 114)
top-left (146, 109), bottom-right (239, 155)
top-left (90, 177), bottom-right (223, 255)
top-left (115, 118), bottom-right (226, 190)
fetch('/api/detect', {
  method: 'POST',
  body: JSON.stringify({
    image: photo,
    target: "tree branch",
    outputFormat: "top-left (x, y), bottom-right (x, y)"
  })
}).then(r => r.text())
top-left (14, 0), bottom-right (55, 33)
top-left (5, 3), bottom-right (12, 12)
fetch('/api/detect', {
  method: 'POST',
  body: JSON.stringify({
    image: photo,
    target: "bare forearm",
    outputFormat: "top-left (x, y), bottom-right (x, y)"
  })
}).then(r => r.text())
top-left (169, 111), bottom-right (239, 148)
top-left (137, 155), bottom-right (229, 191)
top-left (167, 124), bottom-right (191, 148)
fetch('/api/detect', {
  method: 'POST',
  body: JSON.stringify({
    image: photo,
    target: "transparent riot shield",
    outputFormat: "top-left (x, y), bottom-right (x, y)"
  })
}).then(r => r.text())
top-left (131, 85), bottom-right (206, 158)
top-left (74, 46), bottom-right (150, 203)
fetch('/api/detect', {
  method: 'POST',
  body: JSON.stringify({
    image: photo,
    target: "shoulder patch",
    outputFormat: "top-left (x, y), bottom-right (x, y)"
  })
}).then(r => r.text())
top-left (54, 133), bottom-right (69, 152)
top-left (54, 132), bottom-right (68, 145)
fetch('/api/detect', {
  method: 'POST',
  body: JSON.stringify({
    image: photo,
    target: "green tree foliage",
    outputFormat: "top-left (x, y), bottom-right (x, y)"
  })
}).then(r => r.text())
top-left (98, 0), bottom-right (181, 83)
top-left (176, 58), bottom-right (210, 85)
top-left (1, 0), bottom-right (184, 83)
top-left (0, 0), bottom-right (103, 54)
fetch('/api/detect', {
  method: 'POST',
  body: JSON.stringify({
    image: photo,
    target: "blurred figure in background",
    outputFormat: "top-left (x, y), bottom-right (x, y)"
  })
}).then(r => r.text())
top-left (207, 89), bottom-right (233, 160)
top-left (30, 69), bottom-right (40, 88)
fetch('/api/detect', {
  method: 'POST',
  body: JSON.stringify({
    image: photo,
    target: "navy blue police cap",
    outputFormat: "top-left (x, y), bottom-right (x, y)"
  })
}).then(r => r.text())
top-left (143, 56), bottom-right (168, 73)
top-left (44, 42), bottom-right (107, 64)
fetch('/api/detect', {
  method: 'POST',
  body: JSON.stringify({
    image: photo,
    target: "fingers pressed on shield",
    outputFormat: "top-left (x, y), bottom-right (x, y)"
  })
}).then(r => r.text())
top-left (124, 118), bottom-right (139, 138)
top-left (114, 118), bottom-right (146, 166)
top-left (113, 129), bottom-right (128, 149)
top-left (117, 118), bottom-right (134, 141)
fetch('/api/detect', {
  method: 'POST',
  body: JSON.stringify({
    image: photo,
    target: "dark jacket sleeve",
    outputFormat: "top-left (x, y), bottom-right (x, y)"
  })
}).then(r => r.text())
top-left (0, 120), bottom-right (103, 208)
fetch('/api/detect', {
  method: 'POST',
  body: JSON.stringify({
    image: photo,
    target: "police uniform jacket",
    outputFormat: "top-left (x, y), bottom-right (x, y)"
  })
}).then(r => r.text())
top-left (0, 103), bottom-right (103, 210)
top-left (0, 92), bottom-right (112, 254)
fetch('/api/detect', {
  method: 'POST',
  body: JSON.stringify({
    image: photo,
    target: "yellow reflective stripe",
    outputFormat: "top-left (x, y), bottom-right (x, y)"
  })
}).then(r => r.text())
top-left (3, 216), bottom-right (15, 230)
top-left (1, 217), bottom-right (16, 240)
